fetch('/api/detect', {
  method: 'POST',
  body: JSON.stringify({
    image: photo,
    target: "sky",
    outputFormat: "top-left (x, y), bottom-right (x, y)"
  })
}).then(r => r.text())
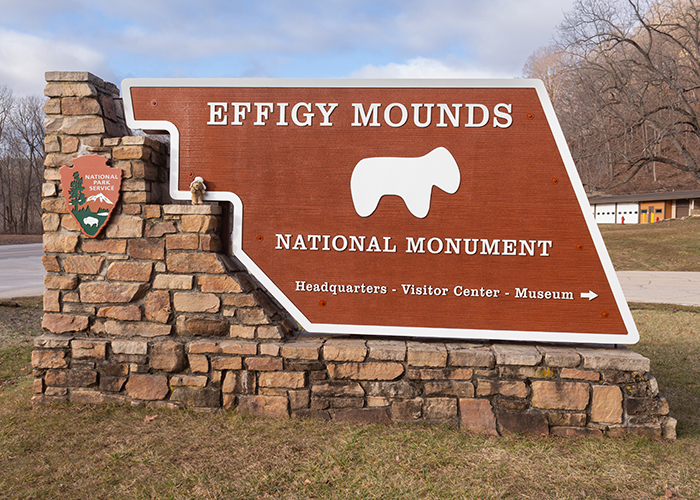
top-left (0, 0), bottom-right (576, 96)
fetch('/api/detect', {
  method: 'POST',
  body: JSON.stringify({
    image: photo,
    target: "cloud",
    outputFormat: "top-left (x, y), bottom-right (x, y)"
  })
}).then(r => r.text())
top-left (0, 29), bottom-right (109, 95)
top-left (351, 57), bottom-right (516, 79)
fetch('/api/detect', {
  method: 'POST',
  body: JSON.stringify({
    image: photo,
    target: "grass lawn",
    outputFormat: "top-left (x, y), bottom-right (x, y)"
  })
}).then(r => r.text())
top-left (598, 217), bottom-right (700, 272)
top-left (1, 297), bottom-right (700, 499)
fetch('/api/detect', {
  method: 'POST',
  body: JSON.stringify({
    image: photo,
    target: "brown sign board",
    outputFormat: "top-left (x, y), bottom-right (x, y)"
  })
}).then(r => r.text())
top-left (122, 79), bottom-right (638, 344)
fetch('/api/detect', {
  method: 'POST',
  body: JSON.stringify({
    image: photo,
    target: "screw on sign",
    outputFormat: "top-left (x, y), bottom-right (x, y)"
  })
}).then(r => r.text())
top-left (122, 78), bottom-right (638, 344)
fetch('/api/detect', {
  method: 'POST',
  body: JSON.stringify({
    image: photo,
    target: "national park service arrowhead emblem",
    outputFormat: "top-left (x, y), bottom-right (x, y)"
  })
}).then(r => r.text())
top-left (59, 155), bottom-right (122, 237)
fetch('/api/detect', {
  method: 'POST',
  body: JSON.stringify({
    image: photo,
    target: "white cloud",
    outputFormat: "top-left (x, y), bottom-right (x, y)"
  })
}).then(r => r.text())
top-left (351, 57), bottom-right (516, 79)
top-left (0, 29), bottom-right (109, 95)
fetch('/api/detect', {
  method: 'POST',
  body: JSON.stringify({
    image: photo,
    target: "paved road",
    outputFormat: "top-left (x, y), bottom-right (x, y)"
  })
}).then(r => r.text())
top-left (0, 244), bottom-right (45, 299)
top-left (0, 244), bottom-right (697, 306)
top-left (616, 271), bottom-right (700, 307)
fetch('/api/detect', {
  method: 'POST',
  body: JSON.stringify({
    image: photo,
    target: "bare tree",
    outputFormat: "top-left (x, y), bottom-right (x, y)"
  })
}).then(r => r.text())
top-left (0, 88), bottom-right (45, 234)
top-left (534, 0), bottom-right (700, 191)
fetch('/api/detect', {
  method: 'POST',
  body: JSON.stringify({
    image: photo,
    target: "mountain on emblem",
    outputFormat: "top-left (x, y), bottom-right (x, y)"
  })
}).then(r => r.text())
top-left (59, 155), bottom-right (122, 237)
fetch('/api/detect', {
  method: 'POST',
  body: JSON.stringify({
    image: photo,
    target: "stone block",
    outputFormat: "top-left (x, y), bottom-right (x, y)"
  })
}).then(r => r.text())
top-left (626, 396), bottom-right (670, 416)
top-left (531, 380), bottom-right (590, 411)
top-left (214, 340), bottom-right (255, 356)
top-left (106, 261), bottom-right (153, 282)
top-left (492, 344), bottom-right (542, 366)
top-left (150, 342), bottom-right (186, 372)
top-left (171, 387), bottom-right (221, 408)
top-left (197, 275), bottom-right (243, 293)
top-left (126, 374), bottom-right (169, 400)
top-left (104, 215), bottom-right (143, 238)
top-left (229, 325), bottom-right (256, 339)
top-left (104, 321), bottom-right (171, 338)
top-left (237, 395), bottom-right (289, 418)
top-left (289, 389), bottom-right (310, 410)
top-left (245, 357), bottom-right (283, 371)
top-left (31, 349), bottom-right (68, 369)
top-left (188, 354), bottom-right (209, 373)
top-left (561, 368), bottom-right (600, 381)
top-left (423, 397), bottom-right (458, 421)
top-left (211, 356), bottom-right (243, 370)
top-left (578, 347), bottom-right (650, 372)
top-left (236, 308), bottom-right (270, 325)
top-left (170, 375), bottom-right (208, 388)
top-left (281, 341), bottom-right (322, 360)
top-left (259, 371), bottom-right (306, 389)
top-left (44, 275), bottom-right (78, 290)
top-left (327, 362), bottom-right (404, 381)
top-left (259, 343), bottom-right (281, 357)
top-left (311, 381), bottom-right (364, 398)
top-left (153, 274), bottom-right (193, 290)
top-left (538, 346), bottom-right (581, 368)
top-left (45, 369), bottom-right (97, 387)
top-left (547, 412), bottom-right (587, 427)
top-left (199, 234), bottom-right (222, 252)
top-left (98, 363), bottom-right (129, 377)
top-left (34, 334), bottom-right (73, 349)
top-left (41, 194), bottom-right (69, 214)
top-left (100, 376), bottom-right (127, 392)
top-left (173, 292), bottom-right (220, 313)
top-left (62, 255), bottom-right (105, 275)
top-left (460, 398), bottom-right (499, 436)
top-left (128, 239), bottom-right (165, 260)
top-left (476, 379), bottom-right (529, 398)
top-left (407, 342), bottom-right (447, 367)
top-left (334, 408), bottom-right (391, 424)
top-left (42, 213), bottom-right (61, 233)
top-left (144, 290), bottom-right (171, 323)
top-left (43, 290), bottom-right (60, 312)
top-left (498, 410), bottom-right (549, 436)
top-left (97, 305), bottom-right (141, 321)
top-left (181, 214), bottom-right (219, 233)
top-left (392, 399), bottom-right (423, 421)
top-left (72, 339), bottom-right (108, 360)
top-left (82, 238), bottom-right (127, 254)
top-left (42, 313), bottom-right (88, 333)
top-left (447, 345), bottom-right (496, 368)
top-left (323, 339), bottom-right (367, 362)
top-left (178, 316), bottom-right (229, 337)
top-left (257, 325), bottom-right (284, 339)
top-left (424, 381), bottom-right (475, 398)
top-left (364, 380), bottom-right (418, 399)
top-left (80, 282), bottom-right (148, 303)
top-left (222, 371), bottom-right (256, 395)
top-left (166, 233), bottom-right (199, 250)
top-left (367, 340), bottom-right (406, 361)
top-left (111, 339), bottom-right (148, 355)
top-left (188, 340), bottom-right (222, 354)
top-left (166, 252), bottom-right (226, 274)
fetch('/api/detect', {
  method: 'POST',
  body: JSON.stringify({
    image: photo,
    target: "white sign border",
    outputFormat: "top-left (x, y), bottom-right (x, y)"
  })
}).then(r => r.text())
top-left (121, 78), bottom-right (639, 345)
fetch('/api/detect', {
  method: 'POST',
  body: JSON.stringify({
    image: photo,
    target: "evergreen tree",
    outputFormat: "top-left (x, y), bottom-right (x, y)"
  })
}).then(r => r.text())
top-left (69, 171), bottom-right (86, 209)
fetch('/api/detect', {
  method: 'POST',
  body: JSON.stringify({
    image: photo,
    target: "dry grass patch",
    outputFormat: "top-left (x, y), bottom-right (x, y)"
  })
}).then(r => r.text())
top-left (1, 300), bottom-right (700, 498)
top-left (599, 217), bottom-right (700, 271)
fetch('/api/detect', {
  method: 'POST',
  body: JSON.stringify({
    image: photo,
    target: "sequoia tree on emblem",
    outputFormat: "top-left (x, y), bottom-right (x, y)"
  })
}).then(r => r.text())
top-left (59, 155), bottom-right (122, 237)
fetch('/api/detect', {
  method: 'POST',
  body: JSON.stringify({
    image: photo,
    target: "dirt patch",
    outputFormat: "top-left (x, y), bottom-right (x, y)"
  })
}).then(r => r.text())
top-left (0, 234), bottom-right (42, 246)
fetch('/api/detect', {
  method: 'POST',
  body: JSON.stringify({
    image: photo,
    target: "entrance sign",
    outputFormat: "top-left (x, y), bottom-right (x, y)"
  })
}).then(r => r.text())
top-left (122, 79), bottom-right (638, 344)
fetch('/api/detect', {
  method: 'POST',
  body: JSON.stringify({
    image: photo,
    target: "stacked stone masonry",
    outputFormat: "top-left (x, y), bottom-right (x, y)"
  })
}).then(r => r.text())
top-left (34, 71), bottom-right (676, 439)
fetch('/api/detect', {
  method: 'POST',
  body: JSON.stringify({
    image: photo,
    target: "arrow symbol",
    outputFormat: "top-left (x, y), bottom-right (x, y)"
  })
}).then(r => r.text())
top-left (580, 290), bottom-right (598, 301)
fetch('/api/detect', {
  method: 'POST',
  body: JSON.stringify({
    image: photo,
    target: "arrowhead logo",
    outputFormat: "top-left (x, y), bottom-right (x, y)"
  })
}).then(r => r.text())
top-left (59, 155), bottom-right (122, 238)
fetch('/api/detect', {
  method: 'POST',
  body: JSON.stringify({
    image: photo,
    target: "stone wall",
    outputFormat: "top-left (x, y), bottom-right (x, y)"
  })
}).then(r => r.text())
top-left (34, 72), bottom-right (676, 439)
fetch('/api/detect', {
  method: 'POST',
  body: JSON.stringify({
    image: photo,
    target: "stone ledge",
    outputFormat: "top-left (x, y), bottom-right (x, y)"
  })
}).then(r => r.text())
top-left (163, 205), bottom-right (222, 215)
